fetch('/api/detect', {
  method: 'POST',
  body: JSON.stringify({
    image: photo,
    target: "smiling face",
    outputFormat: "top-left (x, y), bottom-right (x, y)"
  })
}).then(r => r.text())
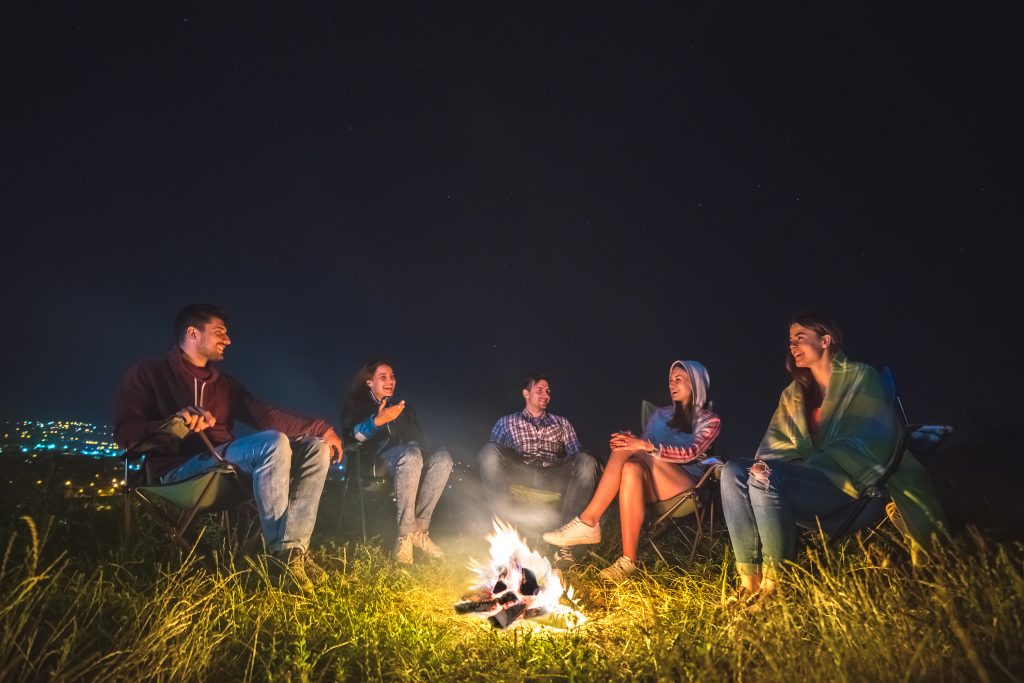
top-left (367, 364), bottom-right (397, 399)
top-left (789, 323), bottom-right (832, 368)
top-left (522, 379), bottom-right (551, 414)
top-left (189, 317), bottom-right (231, 363)
top-left (668, 366), bottom-right (692, 406)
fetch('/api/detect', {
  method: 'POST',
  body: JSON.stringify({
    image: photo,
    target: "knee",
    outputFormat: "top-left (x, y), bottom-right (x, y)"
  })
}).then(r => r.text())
top-left (746, 461), bottom-right (775, 493)
top-left (430, 448), bottom-right (453, 473)
top-left (621, 460), bottom-right (645, 484)
top-left (609, 447), bottom-right (634, 462)
top-left (307, 437), bottom-right (332, 471)
top-left (478, 442), bottom-right (502, 469)
top-left (258, 430), bottom-right (292, 465)
top-left (721, 459), bottom-right (749, 486)
top-left (574, 452), bottom-right (598, 473)
top-left (396, 444), bottom-right (423, 470)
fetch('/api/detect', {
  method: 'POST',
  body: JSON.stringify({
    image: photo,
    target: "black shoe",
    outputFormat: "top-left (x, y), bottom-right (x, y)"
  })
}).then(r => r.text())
top-left (553, 546), bottom-right (576, 570)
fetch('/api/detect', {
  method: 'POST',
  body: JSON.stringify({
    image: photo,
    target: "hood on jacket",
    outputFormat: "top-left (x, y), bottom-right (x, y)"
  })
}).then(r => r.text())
top-left (168, 346), bottom-right (220, 408)
top-left (669, 360), bottom-right (711, 421)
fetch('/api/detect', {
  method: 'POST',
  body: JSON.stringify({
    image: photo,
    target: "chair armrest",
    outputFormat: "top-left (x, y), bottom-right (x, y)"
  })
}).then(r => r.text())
top-left (907, 425), bottom-right (953, 456)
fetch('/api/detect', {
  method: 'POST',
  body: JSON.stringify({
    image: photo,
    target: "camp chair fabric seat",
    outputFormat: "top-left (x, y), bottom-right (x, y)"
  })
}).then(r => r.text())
top-left (138, 465), bottom-right (251, 512)
top-left (122, 417), bottom-right (262, 556)
top-left (650, 492), bottom-right (697, 519)
top-left (510, 484), bottom-right (562, 505)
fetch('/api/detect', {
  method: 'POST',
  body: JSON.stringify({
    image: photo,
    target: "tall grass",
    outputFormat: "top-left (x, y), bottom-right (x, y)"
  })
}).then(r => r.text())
top-left (1, 515), bottom-right (1022, 682)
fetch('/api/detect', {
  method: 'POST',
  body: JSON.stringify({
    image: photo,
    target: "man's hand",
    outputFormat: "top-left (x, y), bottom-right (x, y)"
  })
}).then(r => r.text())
top-left (373, 396), bottom-right (406, 427)
top-left (323, 427), bottom-right (344, 464)
top-left (174, 406), bottom-right (216, 432)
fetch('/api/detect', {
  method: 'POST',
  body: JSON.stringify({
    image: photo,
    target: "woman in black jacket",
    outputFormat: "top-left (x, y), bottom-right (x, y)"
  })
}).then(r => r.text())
top-left (342, 356), bottom-right (453, 564)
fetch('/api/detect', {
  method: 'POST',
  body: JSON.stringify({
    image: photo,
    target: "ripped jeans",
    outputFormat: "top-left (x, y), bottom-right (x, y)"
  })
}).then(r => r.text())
top-left (719, 458), bottom-right (855, 579)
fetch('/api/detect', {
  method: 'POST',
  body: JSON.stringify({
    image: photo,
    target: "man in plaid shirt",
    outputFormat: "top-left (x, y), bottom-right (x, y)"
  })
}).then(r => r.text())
top-left (478, 372), bottom-right (599, 565)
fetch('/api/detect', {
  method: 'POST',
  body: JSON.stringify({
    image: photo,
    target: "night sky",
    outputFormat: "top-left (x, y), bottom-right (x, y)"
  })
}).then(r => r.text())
top-left (3, 3), bottom-right (1016, 462)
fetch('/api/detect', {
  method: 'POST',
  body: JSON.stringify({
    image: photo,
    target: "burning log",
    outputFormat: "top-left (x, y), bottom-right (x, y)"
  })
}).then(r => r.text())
top-left (454, 519), bottom-right (588, 630)
top-left (488, 603), bottom-right (528, 629)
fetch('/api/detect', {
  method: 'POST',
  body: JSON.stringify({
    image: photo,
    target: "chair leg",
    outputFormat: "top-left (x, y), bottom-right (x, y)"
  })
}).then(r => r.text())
top-left (357, 459), bottom-right (367, 544)
top-left (123, 489), bottom-right (133, 552)
top-left (690, 506), bottom-right (705, 563)
top-left (647, 536), bottom-right (669, 565)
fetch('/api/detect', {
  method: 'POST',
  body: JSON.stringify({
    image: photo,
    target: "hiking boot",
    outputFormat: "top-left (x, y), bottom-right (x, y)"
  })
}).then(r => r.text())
top-left (599, 555), bottom-right (637, 583)
top-left (273, 549), bottom-right (315, 593)
top-left (553, 546), bottom-right (575, 570)
top-left (303, 552), bottom-right (329, 584)
top-left (413, 531), bottom-right (445, 559)
top-left (542, 517), bottom-right (601, 546)
top-left (393, 534), bottom-right (415, 565)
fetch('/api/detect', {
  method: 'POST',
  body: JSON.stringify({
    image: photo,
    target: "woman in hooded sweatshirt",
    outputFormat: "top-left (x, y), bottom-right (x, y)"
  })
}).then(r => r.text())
top-left (543, 360), bottom-right (721, 581)
top-left (720, 313), bottom-right (945, 606)
top-left (341, 356), bottom-right (453, 565)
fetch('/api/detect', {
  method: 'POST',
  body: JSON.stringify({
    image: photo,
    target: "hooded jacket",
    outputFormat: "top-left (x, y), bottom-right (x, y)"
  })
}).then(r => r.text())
top-left (643, 360), bottom-right (722, 464)
top-left (113, 347), bottom-right (332, 478)
top-left (757, 351), bottom-right (945, 548)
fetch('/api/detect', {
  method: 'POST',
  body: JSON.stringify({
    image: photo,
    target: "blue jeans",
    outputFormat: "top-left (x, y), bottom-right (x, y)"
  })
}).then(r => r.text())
top-left (161, 430), bottom-right (331, 554)
top-left (477, 442), bottom-right (599, 524)
top-left (378, 443), bottom-right (453, 536)
top-left (720, 458), bottom-right (855, 579)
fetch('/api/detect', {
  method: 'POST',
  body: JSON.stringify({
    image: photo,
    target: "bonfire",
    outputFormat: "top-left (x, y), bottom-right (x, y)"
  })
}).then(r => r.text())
top-left (454, 519), bottom-right (588, 630)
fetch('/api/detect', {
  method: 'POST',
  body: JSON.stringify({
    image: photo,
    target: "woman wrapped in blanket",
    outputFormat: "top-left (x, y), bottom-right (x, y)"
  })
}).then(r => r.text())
top-left (542, 360), bottom-right (721, 582)
top-left (720, 313), bottom-right (945, 606)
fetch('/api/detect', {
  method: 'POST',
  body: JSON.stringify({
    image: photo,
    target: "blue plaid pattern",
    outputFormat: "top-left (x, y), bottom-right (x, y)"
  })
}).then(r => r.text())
top-left (489, 410), bottom-right (582, 467)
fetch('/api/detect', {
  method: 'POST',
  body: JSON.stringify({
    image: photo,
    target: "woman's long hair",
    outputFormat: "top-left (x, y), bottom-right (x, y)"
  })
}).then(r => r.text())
top-left (344, 355), bottom-right (393, 417)
top-left (666, 362), bottom-right (695, 432)
top-left (785, 312), bottom-right (843, 421)
top-left (667, 400), bottom-right (694, 432)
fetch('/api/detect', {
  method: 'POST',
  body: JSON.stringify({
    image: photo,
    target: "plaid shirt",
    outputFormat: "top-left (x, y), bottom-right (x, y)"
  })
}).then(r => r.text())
top-left (490, 410), bottom-right (582, 467)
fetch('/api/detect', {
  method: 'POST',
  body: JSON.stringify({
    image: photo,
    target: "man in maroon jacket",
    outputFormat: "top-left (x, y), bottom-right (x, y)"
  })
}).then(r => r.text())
top-left (113, 303), bottom-right (344, 592)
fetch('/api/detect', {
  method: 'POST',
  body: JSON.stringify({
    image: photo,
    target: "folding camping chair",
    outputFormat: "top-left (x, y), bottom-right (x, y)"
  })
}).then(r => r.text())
top-left (633, 400), bottom-right (723, 565)
top-left (796, 367), bottom-right (952, 549)
top-left (338, 441), bottom-right (394, 543)
top-left (122, 417), bottom-right (261, 556)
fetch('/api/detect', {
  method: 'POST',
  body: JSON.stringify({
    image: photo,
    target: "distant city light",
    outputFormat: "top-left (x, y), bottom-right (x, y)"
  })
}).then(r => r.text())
top-left (1, 419), bottom-right (123, 459)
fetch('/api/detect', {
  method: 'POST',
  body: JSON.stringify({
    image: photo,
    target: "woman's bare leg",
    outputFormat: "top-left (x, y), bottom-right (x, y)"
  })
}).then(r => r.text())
top-left (619, 461), bottom-right (648, 560)
top-left (579, 448), bottom-right (642, 526)
top-left (619, 454), bottom-right (696, 557)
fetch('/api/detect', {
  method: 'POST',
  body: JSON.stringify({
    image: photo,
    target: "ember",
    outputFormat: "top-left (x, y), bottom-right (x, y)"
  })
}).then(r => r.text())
top-left (455, 519), bottom-right (587, 630)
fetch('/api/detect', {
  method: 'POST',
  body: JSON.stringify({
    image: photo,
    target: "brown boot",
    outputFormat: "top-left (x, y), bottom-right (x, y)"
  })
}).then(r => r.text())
top-left (302, 551), bottom-right (330, 584)
top-left (273, 549), bottom-right (315, 593)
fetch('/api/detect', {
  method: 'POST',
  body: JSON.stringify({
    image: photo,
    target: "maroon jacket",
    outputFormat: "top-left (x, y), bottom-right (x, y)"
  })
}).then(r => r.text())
top-left (113, 347), bottom-right (332, 478)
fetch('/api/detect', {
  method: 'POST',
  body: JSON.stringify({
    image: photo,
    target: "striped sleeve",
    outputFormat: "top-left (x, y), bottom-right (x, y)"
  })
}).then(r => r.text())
top-left (658, 413), bottom-right (721, 463)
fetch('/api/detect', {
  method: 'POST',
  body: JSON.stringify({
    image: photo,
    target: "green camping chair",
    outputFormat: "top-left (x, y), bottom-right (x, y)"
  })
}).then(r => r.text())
top-left (122, 417), bottom-right (261, 555)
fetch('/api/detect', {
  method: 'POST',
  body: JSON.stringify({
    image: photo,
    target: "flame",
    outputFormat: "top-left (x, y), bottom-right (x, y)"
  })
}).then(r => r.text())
top-left (461, 518), bottom-right (587, 629)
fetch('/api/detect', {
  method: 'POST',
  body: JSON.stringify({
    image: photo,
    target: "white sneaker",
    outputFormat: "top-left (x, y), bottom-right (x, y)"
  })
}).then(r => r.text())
top-left (393, 534), bottom-right (414, 564)
top-left (542, 517), bottom-right (601, 546)
top-left (413, 531), bottom-right (444, 559)
top-left (599, 555), bottom-right (637, 583)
